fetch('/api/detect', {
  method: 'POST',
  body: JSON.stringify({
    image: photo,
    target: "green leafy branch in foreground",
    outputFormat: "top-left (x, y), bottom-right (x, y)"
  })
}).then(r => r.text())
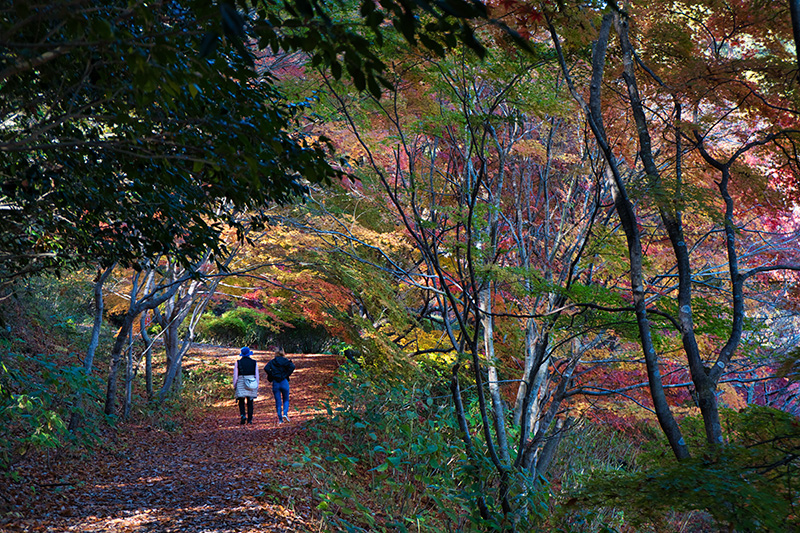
top-left (0, 355), bottom-right (105, 475)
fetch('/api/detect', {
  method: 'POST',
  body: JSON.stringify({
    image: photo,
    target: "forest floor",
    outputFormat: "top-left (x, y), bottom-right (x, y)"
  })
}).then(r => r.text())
top-left (1, 346), bottom-right (342, 533)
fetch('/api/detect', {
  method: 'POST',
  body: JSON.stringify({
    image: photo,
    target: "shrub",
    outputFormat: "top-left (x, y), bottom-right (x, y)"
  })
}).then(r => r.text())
top-left (561, 407), bottom-right (800, 531)
top-left (195, 306), bottom-right (275, 347)
top-left (196, 305), bottom-right (333, 352)
top-left (301, 362), bottom-right (550, 531)
top-left (0, 353), bottom-right (104, 475)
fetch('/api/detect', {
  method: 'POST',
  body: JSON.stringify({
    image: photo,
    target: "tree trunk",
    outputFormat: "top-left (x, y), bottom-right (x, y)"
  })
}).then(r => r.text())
top-left (157, 310), bottom-right (182, 402)
top-left (450, 363), bottom-right (490, 520)
top-left (123, 322), bottom-right (134, 420)
top-left (789, 0), bottom-right (800, 72)
top-left (82, 264), bottom-right (115, 374)
top-left (548, 12), bottom-right (690, 459)
top-left (479, 283), bottom-right (511, 465)
top-left (534, 417), bottom-right (571, 481)
top-left (69, 263), bottom-right (114, 431)
top-left (156, 248), bottom-right (232, 402)
top-left (514, 332), bottom-right (550, 469)
top-left (139, 269), bottom-right (157, 400)
top-left (525, 356), bottom-right (550, 437)
top-left (104, 310), bottom-right (136, 416)
top-left (615, 14), bottom-right (723, 450)
top-left (140, 311), bottom-right (154, 400)
top-left (521, 350), bottom-right (580, 471)
top-left (104, 274), bottom-right (182, 416)
top-left (513, 318), bottom-right (539, 425)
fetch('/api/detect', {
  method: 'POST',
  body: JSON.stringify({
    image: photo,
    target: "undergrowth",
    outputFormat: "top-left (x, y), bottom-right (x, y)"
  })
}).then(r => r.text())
top-left (300, 356), bottom-right (800, 532)
top-left (0, 274), bottom-right (109, 479)
top-left (301, 363), bottom-right (552, 532)
top-left (0, 274), bottom-right (233, 481)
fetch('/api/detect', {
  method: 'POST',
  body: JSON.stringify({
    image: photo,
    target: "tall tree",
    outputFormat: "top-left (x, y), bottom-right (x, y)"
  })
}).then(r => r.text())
top-left (537, 0), bottom-right (800, 458)
top-left (1, 0), bottom-right (530, 286)
top-left (295, 33), bottom-right (629, 522)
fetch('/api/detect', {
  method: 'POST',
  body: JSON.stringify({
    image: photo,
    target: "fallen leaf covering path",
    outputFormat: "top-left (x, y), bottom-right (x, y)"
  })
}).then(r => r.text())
top-left (2, 347), bottom-right (342, 533)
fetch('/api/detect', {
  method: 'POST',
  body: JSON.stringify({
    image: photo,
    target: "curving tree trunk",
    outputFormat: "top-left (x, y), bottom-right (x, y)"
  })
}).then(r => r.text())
top-left (547, 11), bottom-right (690, 459)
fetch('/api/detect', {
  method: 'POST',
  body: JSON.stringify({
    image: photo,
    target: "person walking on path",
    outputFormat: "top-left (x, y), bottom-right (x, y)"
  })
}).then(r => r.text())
top-left (233, 346), bottom-right (259, 425)
top-left (264, 346), bottom-right (295, 424)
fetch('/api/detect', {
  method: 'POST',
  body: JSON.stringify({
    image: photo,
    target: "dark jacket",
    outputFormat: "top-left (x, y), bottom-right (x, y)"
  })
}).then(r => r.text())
top-left (265, 356), bottom-right (295, 382)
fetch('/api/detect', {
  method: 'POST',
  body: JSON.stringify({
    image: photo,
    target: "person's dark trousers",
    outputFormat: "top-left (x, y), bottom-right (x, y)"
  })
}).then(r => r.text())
top-left (238, 397), bottom-right (254, 424)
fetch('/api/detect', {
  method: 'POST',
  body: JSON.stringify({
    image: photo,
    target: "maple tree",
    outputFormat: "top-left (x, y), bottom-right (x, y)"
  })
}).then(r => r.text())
top-left (256, 0), bottom-right (800, 527)
top-left (529, 0), bottom-right (800, 459)
top-left (0, 0), bottom-right (530, 285)
top-left (279, 26), bottom-right (645, 522)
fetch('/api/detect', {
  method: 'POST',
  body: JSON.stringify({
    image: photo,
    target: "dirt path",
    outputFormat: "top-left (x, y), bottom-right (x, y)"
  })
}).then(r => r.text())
top-left (1, 347), bottom-right (342, 533)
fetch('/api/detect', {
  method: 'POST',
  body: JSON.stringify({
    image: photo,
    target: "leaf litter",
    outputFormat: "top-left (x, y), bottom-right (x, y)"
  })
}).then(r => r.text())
top-left (1, 348), bottom-right (341, 533)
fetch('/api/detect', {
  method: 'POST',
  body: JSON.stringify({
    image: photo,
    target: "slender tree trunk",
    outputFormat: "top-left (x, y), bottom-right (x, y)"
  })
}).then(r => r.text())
top-left (692, 152), bottom-right (750, 445)
top-left (83, 264), bottom-right (115, 374)
top-left (534, 417), bottom-right (571, 481)
top-left (467, 332), bottom-right (513, 519)
top-left (158, 314), bottom-right (181, 402)
top-left (513, 318), bottom-right (539, 425)
top-left (521, 351), bottom-right (580, 470)
top-left (450, 363), bottom-right (490, 521)
top-left (123, 322), bottom-right (134, 420)
top-left (789, 0), bottom-right (800, 73)
top-left (70, 264), bottom-right (115, 431)
top-left (158, 247), bottom-right (235, 402)
top-left (514, 332), bottom-right (550, 469)
top-left (104, 310), bottom-right (136, 416)
top-left (479, 283), bottom-right (511, 465)
top-left (140, 311), bottom-right (154, 400)
top-left (158, 337), bottom-right (184, 403)
top-left (615, 15), bottom-right (724, 449)
top-left (139, 269), bottom-right (156, 400)
top-left (525, 356), bottom-right (550, 436)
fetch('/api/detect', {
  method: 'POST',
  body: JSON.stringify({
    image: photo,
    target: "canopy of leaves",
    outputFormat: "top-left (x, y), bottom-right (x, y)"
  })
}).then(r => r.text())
top-left (0, 0), bottom-right (336, 281)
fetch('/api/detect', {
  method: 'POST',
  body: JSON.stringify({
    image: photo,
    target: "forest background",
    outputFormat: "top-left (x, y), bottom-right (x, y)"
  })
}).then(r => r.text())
top-left (2, 0), bottom-right (800, 531)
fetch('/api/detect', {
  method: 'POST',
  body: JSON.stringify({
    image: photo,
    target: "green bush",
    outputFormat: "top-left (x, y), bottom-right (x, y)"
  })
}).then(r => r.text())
top-left (195, 306), bottom-right (275, 346)
top-left (0, 353), bottom-right (104, 475)
top-left (195, 305), bottom-right (333, 352)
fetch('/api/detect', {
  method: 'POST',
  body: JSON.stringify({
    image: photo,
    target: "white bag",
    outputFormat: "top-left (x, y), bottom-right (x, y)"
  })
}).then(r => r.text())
top-left (242, 375), bottom-right (258, 391)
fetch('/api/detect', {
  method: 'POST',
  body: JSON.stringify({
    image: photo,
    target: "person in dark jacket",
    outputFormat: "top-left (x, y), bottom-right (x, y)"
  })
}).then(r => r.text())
top-left (264, 346), bottom-right (295, 424)
top-left (233, 346), bottom-right (259, 425)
